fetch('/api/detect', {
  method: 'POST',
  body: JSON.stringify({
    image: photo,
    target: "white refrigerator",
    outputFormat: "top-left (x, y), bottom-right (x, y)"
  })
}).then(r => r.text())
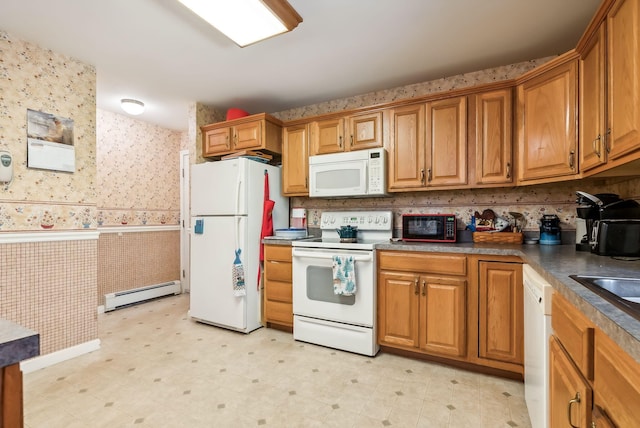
top-left (189, 158), bottom-right (289, 333)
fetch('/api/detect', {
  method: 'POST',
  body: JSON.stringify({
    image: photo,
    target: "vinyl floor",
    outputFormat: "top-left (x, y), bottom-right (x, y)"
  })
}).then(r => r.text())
top-left (24, 294), bottom-right (532, 427)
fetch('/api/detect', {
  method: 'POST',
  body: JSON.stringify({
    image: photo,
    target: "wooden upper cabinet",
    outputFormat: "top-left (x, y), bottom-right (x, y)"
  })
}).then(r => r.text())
top-left (201, 113), bottom-right (282, 158)
top-left (388, 104), bottom-right (426, 190)
top-left (580, 23), bottom-right (608, 173)
top-left (348, 111), bottom-right (383, 151)
top-left (282, 124), bottom-right (309, 196)
top-left (310, 118), bottom-right (344, 155)
top-left (310, 111), bottom-right (383, 156)
top-left (233, 121), bottom-right (262, 150)
top-left (425, 96), bottom-right (467, 187)
top-left (516, 57), bottom-right (579, 184)
top-left (478, 261), bottom-right (523, 366)
top-left (607, 0), bottom-right (640, 162)
top-left (472, 89), bottom-right (514, 185)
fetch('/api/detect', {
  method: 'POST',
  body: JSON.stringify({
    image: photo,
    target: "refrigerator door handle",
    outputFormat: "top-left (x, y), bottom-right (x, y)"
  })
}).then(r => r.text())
top-left (235, 176), bottom-right (242, 215)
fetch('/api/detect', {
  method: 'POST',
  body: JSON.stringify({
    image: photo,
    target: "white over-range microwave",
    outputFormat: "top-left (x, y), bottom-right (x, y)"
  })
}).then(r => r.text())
top-left (308, 148), bottom-right (388, 198)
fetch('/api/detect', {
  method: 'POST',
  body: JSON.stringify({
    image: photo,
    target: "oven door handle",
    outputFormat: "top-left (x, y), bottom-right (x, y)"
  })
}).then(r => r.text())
top-left (292, 250), bottom-right (373, 262)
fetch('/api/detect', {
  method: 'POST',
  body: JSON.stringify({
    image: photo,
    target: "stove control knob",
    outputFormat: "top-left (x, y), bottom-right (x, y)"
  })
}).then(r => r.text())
top-left (368, 216), bottom-right (373, 223)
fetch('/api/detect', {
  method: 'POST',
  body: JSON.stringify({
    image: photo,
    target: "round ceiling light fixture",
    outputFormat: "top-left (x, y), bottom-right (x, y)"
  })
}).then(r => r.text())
top-left (120, 98), bottom-right (145, 115)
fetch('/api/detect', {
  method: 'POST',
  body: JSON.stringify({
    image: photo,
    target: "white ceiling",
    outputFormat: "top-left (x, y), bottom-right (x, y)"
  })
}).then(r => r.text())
top-left (1, 0), bottom-right (601, 132)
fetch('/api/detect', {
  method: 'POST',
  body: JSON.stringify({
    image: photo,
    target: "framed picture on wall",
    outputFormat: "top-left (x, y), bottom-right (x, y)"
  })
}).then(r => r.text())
top-left (26, 109), bottom-right (75, 173)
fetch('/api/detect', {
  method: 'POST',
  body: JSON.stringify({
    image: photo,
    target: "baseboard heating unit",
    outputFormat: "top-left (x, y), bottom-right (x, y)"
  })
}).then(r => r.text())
top-left (104, 281), bottom-right (181, 311)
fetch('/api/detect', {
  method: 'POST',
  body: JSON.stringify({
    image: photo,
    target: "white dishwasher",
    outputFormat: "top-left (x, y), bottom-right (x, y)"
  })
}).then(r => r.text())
top-left (523, 264), bottom-right (553, 428)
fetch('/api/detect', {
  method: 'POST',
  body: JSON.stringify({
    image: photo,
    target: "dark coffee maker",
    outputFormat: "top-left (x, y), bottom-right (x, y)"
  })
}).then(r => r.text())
top-left (575, 191), bottom-right (640, 252)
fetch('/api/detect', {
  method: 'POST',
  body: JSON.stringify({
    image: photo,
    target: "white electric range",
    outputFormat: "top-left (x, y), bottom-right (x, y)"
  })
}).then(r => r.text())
top-left (291, 210), bottom-right (393, 356)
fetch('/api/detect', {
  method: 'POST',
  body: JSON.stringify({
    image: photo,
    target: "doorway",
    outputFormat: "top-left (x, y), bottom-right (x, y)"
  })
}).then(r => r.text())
top-left (180, 150), bottom-right (190, 292)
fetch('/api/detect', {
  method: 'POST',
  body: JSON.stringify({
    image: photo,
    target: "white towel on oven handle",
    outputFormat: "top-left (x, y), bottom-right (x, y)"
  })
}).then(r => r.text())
top-left (332, 255), bottom-right (356, 296)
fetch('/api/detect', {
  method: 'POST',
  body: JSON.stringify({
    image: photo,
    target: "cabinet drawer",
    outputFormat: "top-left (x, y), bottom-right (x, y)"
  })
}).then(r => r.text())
top-left (552, 293), bottom-right (594, 380)
top-left (265, 280), bottom-right (292, 303)
top-left (265, 301), bottom-right (293, 326)
top-left (378, 251), bottom-right (467, 276)
top-left (264, 245), bottom-right (292, 262)
top-left (265, 260), bottom-right (292, 282)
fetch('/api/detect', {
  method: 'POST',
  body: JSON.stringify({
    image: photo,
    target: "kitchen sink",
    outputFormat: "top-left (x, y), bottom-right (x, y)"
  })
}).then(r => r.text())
top-left (569, 275), bottom-right (640, 321)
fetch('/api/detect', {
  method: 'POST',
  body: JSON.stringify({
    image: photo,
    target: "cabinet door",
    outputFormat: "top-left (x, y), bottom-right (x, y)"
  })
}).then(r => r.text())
top-left (580, 24), bottom-right (608, 172)
top-left (474, 89), bottom-right (513, 184)
top-left (378, 271), bottom-right (420, 348)
top-left (348, 111), bottom-right (383, 151)
top-left (593, 329), bottom-right (640, 428)
top-left (550, 336), bottom-right (592, 428)
top-left (282, 125), bottom-right (309, 195)
top-left (607, 0), bottom-right (640, 160)
top-left (203, 127), bottom-right (232, 156)
top-left (310, 118), bottom-right (344, 155)
top-left (233, 121), bottom-right (262, 150)
top-left (478, 262), bottom-right (523, 365)
top-left (425, 96), bottom-right (467, 187)
top-left (517, 60), bottom-right (578, 182)
top-left (419, 275), bottom-right (467, 357)
top-left (388, 104), bottom-right (426, 190)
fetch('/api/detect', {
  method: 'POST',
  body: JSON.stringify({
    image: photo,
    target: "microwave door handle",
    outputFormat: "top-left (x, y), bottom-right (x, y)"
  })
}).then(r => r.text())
top-left (292, 250), bottom-right (373, 262)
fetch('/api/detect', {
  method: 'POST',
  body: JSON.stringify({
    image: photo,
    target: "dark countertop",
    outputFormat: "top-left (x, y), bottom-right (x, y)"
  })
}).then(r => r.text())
top-left (377, 241), bottom-right (640, 363)
top-left (0, 319), bottom-right (39, 367)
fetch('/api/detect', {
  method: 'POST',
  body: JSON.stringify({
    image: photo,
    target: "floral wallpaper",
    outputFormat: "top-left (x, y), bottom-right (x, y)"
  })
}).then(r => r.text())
top-left (272, 57), bottom-right (554, 122)
top-left (191, 102), bottom-right (225, 165)
top-left (96, 109), bottom-right (183, 226)
top-left (0, 30), bottom-right (96, 231)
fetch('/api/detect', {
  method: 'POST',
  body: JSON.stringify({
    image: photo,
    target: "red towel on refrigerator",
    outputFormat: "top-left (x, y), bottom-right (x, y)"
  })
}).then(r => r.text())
top-left (258, 170), bottom-right (274, 289)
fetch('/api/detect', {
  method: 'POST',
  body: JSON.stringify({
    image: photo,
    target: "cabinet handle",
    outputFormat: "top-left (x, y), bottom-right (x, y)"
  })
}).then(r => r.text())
top-left (569, 151), bottom-right (575, 170)
top-left (226, 135), bottom-right (230, 149)
top-left (593, 135), bottom-right (602, 158)
top-left (339, 136), bottom-right (343, 148)
top-left (605, 128), bottom-right (611, 154)
top-left (414, 278), bottom-right (419, 295)
top-left (421, 280), bottom-right (426, 296)
top-left (233, 134), bottom-right (238, 146)
top-left (506, 162), bottom-right (511, 179)
top-left (350, 135), bottom-right (354, 147)
top-left (567, 392), bottom-right (581, 428)
top-left (420, 168), bottom-right (426, 185)
top-left (427, 168), bottom-right (432, 182)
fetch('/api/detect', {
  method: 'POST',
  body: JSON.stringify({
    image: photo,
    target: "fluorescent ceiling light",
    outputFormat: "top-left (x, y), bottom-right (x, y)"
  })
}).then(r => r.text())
top-left (177, 0), bottom-right (302, 47)
top-left (121, 99), bottom-right (145, 115)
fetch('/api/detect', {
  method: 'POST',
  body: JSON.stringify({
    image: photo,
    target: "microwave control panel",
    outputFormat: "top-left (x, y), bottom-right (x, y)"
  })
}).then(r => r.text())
top-left (368, 150), bottom-right (386, 195)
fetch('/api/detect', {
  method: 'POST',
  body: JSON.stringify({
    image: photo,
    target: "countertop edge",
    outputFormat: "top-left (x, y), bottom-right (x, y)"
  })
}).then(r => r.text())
top-left (0, 319), bottom-right (40, 367)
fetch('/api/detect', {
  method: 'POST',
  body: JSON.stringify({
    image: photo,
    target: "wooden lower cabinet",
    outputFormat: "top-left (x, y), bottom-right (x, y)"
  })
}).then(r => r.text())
top-left (550, 292), bottom-right (640, 427)
top-left (420, 275), bottom-right (467, 357)
top-left (1, 363), bottom-right (24, 428)
top-left (378, 251), bottom-right (468, 360)
top-left (593, 328), bottom-right (640, 427)
top-left (478, 261), bottom-right (523, 366)
top-left (550, 336), bottom-right (593, 428)
top-left (263, 245), bottom-right (293, 330)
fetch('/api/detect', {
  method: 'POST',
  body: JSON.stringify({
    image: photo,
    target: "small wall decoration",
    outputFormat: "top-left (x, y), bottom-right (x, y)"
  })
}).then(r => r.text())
top-left (27, 109), bottom-right (75, 173)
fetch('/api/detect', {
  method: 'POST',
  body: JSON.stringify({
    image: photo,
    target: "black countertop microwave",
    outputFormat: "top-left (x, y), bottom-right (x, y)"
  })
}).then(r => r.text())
top-left (402, 214), bottom-right (457, 243)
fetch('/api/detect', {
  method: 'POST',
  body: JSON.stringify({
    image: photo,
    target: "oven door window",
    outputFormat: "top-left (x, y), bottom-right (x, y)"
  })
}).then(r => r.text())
top-left (306, 266), bottom-right (355, 305)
